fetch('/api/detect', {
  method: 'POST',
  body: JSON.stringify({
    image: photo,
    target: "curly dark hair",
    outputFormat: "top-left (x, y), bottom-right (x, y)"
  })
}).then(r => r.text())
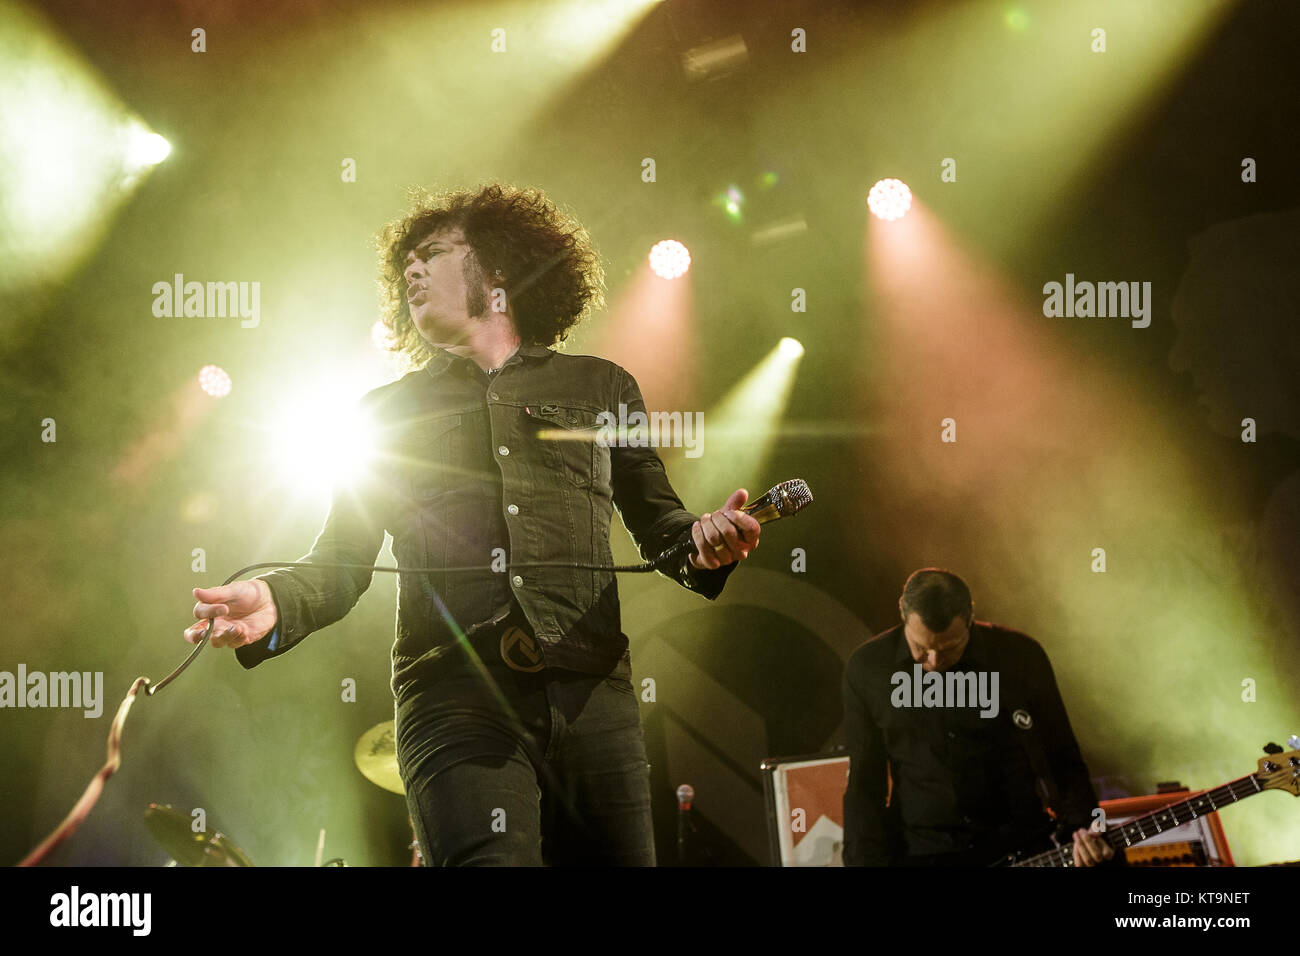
top-left (375, 184), bottom-right (605, 366)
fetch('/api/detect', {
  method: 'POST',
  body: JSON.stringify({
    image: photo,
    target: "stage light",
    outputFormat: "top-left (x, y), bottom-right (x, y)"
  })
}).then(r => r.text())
top-left (269, 389), bottom-right (378, 500)
top-left (198, 365), bottom-right (232, 398)
top-left (649, 239), bottom-right (691, 280)
top-left (778, 337), bottom-right (804, 360)
top-left (868, 178), bottom-right (912, 221)
top-left (0, 2), bottom-right (159, 307)
top-left (577, 251), bottom-right (697, 410)
top-left (124, 123), bottom-right (170, 170)
top-left (371, 318), bottom-right (395, 352)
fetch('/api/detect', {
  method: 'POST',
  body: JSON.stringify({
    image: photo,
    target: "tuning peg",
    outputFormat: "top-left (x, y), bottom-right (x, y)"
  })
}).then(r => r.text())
top-left (1264, 742), bottom-right (1284, 755)
top-left (1288, 735), bottom-right (1300, 750)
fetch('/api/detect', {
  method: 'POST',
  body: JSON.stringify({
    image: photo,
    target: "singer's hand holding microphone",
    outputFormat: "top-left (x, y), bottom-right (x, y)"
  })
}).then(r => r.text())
top-left (667, 479), bottom-right (812, 572)
top-left (687, 488), bottom-right (762, 571)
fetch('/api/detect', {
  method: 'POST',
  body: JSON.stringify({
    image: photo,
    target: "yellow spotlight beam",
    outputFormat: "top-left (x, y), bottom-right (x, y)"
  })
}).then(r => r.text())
top-left (673, 339), bottom-right (805, 509)
top-left (0, 1), bottom-right (169, 320)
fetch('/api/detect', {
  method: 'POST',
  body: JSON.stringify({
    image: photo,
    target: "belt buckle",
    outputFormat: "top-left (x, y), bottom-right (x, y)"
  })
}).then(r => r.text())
top-left (499, 624), bottom-right (545, 673)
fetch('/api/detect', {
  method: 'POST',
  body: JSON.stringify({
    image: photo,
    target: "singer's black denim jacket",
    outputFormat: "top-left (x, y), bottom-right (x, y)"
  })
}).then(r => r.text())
top-left (235, 344), bottom-right (735, 693)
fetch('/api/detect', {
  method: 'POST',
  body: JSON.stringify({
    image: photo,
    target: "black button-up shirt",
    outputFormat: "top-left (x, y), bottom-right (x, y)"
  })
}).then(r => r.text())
top-left (841, 622), bottom-right (1099, 865)
top-left (236, 343), bottom-right (735, 694)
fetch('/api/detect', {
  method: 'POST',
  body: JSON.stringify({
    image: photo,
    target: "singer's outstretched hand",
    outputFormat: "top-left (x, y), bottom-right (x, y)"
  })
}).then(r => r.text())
top-left (688, 488), bottom-right (762, 571)
top-left (184, 579), bottom-right (279, 650)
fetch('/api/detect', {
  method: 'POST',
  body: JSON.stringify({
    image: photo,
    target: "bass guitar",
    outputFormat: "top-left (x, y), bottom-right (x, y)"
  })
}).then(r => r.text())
top-left (994, 738), bottom-right (1299, 867)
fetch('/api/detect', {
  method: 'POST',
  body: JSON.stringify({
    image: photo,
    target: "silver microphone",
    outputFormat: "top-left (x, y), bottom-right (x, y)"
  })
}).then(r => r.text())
top-left (653, 479), bottom-right (814, 569)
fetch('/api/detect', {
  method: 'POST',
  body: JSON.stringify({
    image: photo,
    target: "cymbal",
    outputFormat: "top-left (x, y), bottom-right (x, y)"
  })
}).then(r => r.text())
top-left (144, 803), bottom-right (254, 867)
top-left (354, 720), bottom-right (404, 795)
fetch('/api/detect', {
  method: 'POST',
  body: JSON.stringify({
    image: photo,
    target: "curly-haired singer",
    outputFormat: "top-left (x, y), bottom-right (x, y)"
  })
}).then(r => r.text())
top-left (182, 184), bottom-right (761, 865)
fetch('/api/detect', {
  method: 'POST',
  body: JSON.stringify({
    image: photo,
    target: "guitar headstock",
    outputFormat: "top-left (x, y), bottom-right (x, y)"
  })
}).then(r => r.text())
top-left (1257, 739), bottom-right (1300, 796)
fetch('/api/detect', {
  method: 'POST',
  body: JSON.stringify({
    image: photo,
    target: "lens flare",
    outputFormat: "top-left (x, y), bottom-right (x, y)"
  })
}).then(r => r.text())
top-left (269, 391), bottom-right (378, 499)
top-left (713, 185), bottom-right (744, 223)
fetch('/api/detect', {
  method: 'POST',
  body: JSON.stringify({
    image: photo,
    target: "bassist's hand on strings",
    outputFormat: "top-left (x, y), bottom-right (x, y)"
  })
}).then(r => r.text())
top-left (1071, 827), bottom-right (1115, 867)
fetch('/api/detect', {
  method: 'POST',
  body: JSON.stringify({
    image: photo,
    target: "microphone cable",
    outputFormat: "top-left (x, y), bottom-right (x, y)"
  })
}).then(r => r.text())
top-left (149, 557), bottom-right (667, 696)
top-left (16, 555), bottom-right (668, 867)
top-left (18, 477), bottom-right (810, 865)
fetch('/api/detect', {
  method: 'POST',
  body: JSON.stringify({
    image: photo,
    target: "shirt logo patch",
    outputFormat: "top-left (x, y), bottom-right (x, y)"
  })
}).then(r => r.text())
top-left (1012, 708), bottom-right (1034, 730)
top-left (500, 626), bottom-right (544, 672)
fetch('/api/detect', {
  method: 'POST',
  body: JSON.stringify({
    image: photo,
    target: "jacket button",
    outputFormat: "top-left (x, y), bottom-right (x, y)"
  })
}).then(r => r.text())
top-left (498, 445), bottom-right (510, 456)
top-left (488, 391), bottom-right (500, 401)
top-left (512, 575), bottom-right (523, 587)
top-left (507, 504), bottom-right (519, 515)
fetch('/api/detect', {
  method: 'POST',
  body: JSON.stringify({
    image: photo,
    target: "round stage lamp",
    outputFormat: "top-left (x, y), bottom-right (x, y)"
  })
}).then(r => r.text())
top-left (198, 365), bottom-right (232, 398)
top-left (867, 178), bottom-right (912, 221)
top-left (649, 239), bottom-right (691, 279)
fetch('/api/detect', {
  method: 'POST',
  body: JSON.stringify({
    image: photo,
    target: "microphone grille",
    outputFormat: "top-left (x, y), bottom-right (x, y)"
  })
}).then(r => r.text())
top-left (676, 784), bottom-right (695, 803)
top-left (774, 478), bottom-right (813, 516)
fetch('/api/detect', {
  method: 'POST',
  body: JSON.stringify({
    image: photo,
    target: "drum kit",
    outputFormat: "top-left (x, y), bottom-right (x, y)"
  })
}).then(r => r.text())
top-left (145, 721), bottom-right (419, 866)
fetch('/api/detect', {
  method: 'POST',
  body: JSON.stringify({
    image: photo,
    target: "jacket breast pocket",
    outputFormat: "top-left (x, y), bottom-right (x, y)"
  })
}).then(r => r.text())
top-left (527, 403), bottom-right (607, 490)
top-left (401, 413), bottom-right (464, 501)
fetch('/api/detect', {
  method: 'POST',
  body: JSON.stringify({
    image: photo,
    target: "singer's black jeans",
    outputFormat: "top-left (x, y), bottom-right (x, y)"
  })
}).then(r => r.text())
top-left (394, 623), bottom-right (656, 866)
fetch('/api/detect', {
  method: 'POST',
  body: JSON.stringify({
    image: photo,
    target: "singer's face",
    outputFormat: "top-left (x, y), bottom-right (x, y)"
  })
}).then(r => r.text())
top-left (402, 226), bottom-right (493, 348)
top-left (902, 613), bottom-right (970, 672)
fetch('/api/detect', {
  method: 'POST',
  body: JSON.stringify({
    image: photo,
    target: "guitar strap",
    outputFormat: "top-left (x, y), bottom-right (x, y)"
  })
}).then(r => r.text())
top-left (995, 634), bottom-right (1063, 821)
top-left (1014, 708), bottom-right (1062, 819)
